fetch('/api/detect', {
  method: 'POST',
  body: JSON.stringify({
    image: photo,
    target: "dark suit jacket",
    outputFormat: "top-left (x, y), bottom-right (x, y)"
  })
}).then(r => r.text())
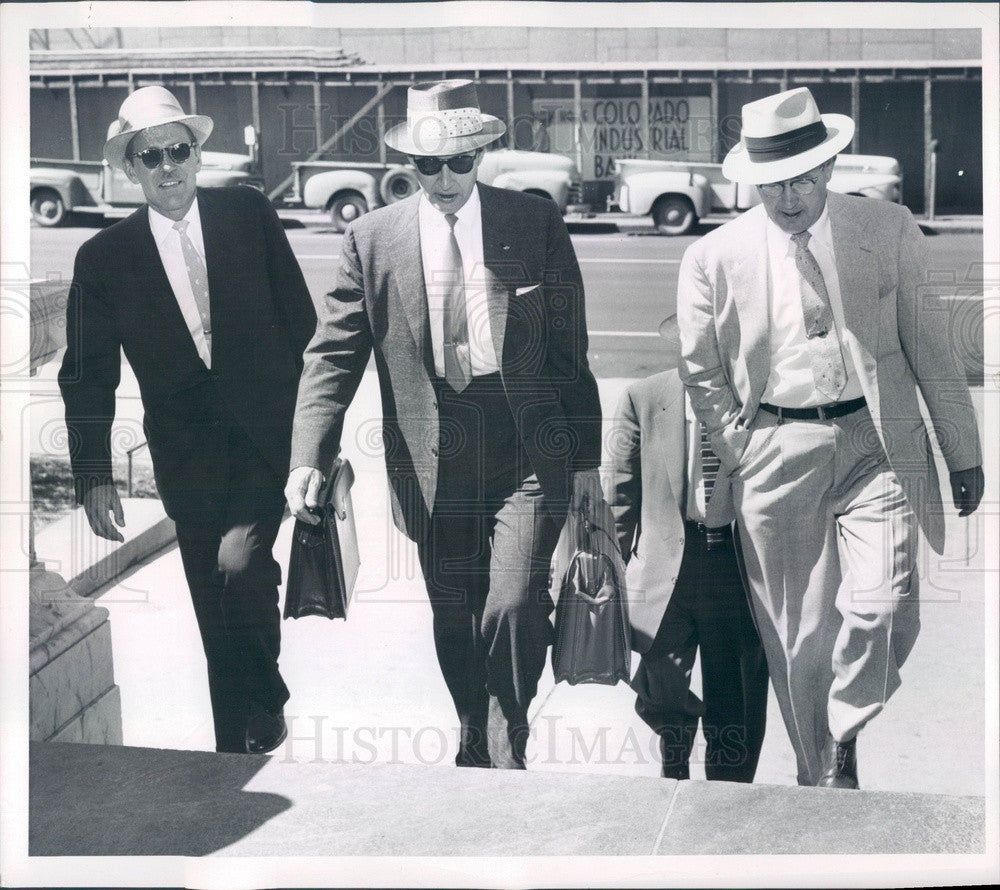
top-left (291, 183), bottom-right (602, 540)
top-left (59, 186), bottom-right (316, 524)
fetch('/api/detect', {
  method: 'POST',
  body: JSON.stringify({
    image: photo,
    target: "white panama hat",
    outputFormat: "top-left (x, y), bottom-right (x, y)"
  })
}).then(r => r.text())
top-left (104, 86), bottom-right (213, 170)
top-left (722, 87), bottom-right (855, 185)
top-left (384, 79), bottom-right (506, 157)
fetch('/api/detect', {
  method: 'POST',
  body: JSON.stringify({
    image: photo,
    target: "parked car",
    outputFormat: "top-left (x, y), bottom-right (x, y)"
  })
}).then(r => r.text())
top-left (285, 148), bottom-right (583, 232)
top-left (30, 150), bottom-right (263, 227)
top-left (610, 154), bottom-right (903, 235)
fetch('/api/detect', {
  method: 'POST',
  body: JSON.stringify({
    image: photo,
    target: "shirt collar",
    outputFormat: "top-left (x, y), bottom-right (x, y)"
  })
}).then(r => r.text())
top-left (765, 200), bottom-right (832, 257)
top-left (418, 184), bottom-right (481, 229)
top-left (148, 197), bottom-right (201, 247)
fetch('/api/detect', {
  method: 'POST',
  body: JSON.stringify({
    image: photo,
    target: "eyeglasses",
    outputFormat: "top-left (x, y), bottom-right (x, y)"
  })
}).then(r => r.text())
top-left (130, 142), bottom-right (196, 170)
top-left (759, 177), bottom-right (818, 198)
top-left (411, 153), bottom-right (478, 176)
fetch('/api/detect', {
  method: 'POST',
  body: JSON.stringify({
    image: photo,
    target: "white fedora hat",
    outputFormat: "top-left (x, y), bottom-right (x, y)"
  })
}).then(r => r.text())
top-left (722, 87), bottom-right (854, 185)
top-left (104, 86), bottom-right (213, 170)
top-left (384, 79), bottom-right (506, 157)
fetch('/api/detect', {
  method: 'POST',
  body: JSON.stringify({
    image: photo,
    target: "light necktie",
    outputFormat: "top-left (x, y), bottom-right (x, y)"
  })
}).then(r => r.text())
top-left (173, 219), bottom-right (212, 360)
top-left (698, 422), bottom-right (725, 548)
top-left (791, 230), bottom-right (846, 401)
top-left (442, 213), bottom-right (471, 392)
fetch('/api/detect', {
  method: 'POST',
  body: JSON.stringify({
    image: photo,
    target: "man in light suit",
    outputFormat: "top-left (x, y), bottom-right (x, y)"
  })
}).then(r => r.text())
top-left (60, 87), bottom-right (316, 753)
top-left (607, 317), bottom-right (768, 782)
top-left (286, 80), bottom-right (602, 769)
top-left (677, 87), bottom-right (983, 788)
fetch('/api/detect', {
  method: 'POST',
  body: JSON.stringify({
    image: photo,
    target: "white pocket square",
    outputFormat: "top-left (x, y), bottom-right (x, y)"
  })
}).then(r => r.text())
top-left (515, 284), bottom-right (541, 296)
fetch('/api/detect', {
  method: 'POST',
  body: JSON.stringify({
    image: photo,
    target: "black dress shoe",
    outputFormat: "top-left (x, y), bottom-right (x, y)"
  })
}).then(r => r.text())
top-left (245, 706), bottom-right (287, 754)
top-left (817, 732), bottom-right (859, 789)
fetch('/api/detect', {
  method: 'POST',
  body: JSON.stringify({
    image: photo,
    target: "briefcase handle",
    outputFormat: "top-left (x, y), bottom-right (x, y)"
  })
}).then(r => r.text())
top-left (330, 459), bottom-right (355, 521)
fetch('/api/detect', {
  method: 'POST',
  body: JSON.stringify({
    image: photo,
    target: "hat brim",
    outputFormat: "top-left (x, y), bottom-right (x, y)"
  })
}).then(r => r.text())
top-left (384, 116), bottom-right (506, 156)
top-left (722, 114), bottom-right (855, 184)
top-left (104, 114), bottom-right (213, 170)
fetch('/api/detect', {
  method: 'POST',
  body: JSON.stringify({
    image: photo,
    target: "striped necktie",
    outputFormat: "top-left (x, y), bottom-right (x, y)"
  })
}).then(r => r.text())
top-left (442, 213), bottom-right (471, 392)
top-left (699, 422), bottom-right (726, 547)
top-left (173, 219), bottom-right (212, 360)
top-left (791, 230), bottom-right (846, 401)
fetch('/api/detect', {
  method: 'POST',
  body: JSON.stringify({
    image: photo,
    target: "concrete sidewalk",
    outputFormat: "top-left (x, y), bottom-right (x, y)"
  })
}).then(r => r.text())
top-left (43, 375), bottom-right (989, 795)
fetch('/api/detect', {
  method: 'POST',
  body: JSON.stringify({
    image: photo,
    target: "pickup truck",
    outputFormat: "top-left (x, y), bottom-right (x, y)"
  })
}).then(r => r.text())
top-left (285, 148), bottom-right (583, 232)
top-left (30, 151), bottom-right (264, 227)
top-left (611, 154), bottom-right (903, 235)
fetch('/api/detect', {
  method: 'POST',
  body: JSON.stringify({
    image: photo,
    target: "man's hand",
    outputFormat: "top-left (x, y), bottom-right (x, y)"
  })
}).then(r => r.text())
top-left (82, 483), bottom-right (126, 543)
top-left (950, 465), bottom-right (985, 517)
top-left (570, 468), bottom-right (604, 517)
top-left (285, 466), bottom-right (326, 524)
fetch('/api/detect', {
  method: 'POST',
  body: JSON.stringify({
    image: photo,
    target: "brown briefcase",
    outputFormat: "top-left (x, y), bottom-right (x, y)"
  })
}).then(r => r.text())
top-left (284, 458), bottom-right (360, 620)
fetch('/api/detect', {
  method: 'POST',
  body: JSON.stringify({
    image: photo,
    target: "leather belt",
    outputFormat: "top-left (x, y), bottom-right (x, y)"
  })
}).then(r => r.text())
top-left (684, 520), bottom-right (733, 550)
top-left (759, 396), bottom-right (866, 422)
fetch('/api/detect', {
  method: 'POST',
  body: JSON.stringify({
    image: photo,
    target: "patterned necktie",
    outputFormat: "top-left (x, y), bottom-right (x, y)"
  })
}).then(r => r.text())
top-left (442, 213), bottom-right (471, 392)
top-left (699, 422), bottom-right (725, 547)
top-left (791, 231), bottom-right (846, 401)
top-left (173, 219), bottom-right (212, 360)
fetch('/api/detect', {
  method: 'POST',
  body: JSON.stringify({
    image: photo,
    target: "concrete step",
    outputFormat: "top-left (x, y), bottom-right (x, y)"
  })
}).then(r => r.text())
top-left (29, 741), bottom-right (984, 858)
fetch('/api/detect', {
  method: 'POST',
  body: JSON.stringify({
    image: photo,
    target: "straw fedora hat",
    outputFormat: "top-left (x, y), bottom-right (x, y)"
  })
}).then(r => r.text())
top-left (384, 79), bottom-right (506, 157)
top-left (104, 86), bottom-right (213, 170)
top-left (722, 87), bottom-right (854, 185)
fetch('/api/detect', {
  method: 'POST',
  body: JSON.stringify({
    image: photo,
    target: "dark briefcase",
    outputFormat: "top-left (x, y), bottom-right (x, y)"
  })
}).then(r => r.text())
top-left (284, 458), bottom-right (360, 620)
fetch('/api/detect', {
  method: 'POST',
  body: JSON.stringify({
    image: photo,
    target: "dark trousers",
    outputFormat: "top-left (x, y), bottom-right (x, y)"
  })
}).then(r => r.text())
top-left (415, 374), bottom-right (562, 768)
top-left (174, 424), bottom-right (290, 753)
top-left (632, 524), bottom-right (769, 782)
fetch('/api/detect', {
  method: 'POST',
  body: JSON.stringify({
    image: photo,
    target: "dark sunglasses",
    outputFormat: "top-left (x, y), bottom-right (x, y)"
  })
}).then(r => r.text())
top-left (130, 142), bottom-right (196, 170)
top-left (412, 153), bottom-right (477, 176)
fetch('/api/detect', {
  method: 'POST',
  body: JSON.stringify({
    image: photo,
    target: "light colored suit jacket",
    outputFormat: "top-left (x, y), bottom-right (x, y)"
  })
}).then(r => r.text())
top-left (291, 183), bottom-right (602, 541)
top-left (606, 370), bottom-right (690, 653)
top-left (677, 191), bottom-right (981, 553)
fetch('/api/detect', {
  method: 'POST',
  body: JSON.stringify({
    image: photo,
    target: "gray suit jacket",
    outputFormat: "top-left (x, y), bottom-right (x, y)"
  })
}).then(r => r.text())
top-left (677, 192), bottom-right (981, 553)
top-left (291, 183), bottom-right (602, 540)
top-left (605, 370), bottom-right (691, 653)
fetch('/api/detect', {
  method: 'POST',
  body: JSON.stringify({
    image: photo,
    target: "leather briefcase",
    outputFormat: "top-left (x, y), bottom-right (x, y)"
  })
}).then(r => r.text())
top-left (284, 458), bottom-right (360, 620)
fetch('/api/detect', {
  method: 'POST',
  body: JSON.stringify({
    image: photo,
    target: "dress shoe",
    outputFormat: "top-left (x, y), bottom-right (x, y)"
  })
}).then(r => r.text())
top-left (659, 733), bottom-right (691, 780)
top-left (817, 732), bottom-right (859, 789)
top-left (245, 706), bottom-right (287, 754)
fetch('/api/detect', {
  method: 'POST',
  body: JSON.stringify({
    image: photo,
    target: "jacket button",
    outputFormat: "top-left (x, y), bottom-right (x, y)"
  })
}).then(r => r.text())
top-left (431, 446), bottom-right (439, 456)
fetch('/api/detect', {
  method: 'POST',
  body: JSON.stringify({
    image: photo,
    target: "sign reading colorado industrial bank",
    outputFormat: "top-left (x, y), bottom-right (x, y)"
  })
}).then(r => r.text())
top-left (531, 96), bottom-right (713, 179)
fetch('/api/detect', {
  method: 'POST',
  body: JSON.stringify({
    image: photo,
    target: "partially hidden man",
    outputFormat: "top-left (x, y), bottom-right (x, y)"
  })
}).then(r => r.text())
top-left (59, 87), bottom-right (317, 753)
top-left (677, 87), bottom-right (984, 788)
top-left (607, 316), bottom-right (768, 782)
top-left (286, 80), bottom-right (603, 769)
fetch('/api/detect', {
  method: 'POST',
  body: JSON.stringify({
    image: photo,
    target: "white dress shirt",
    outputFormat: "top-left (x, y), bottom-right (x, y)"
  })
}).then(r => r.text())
top-left (762, 204), bottom-right (863, 407)
top-left (148, 199), bottom-right (212, 368)
top-left (418, 185), bottom-right (499, 377)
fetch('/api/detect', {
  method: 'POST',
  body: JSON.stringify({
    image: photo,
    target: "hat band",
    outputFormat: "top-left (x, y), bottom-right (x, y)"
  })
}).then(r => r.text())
top-left (743, 120), bottom-right (827, 163)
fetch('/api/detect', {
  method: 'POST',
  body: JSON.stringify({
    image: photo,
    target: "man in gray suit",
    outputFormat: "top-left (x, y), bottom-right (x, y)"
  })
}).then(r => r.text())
top-left (607, 317), bottom-right (768, 782)
top-left (678, 87), bottom-right (983, 788)
top-left (286, 80), bottom-right (602, 769)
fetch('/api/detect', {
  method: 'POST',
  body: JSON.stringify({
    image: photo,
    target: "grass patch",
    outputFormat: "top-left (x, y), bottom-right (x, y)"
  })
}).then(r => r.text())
top-left (31, 455), bottom-right (159, 530)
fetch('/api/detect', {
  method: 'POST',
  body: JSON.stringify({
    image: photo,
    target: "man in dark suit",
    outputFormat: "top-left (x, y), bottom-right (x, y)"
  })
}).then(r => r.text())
top-left (59, 86), bottom-right (316, 754)
top-left (286, 80), bottom-right (603, 769)
top-left (607, 317), bottom-right (768, 782)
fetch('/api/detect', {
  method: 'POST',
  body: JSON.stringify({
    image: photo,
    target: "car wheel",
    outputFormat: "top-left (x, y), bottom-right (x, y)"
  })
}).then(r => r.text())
top-left (31, 188), bottom-right (67, 227)
top-left (379, 167), bottom-right (420, 204)
top-left (653, 195), bottom-right (696, 235)
top-left (329, 192), bottom-right (368, 232)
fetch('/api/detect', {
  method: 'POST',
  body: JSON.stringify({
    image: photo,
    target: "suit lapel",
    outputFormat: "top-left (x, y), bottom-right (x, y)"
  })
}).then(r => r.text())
top-left (729, 212), bottom-right (772, 412)
top-left (478, 186), bottom-right (511, 366)
top-left (655, 381), bottom-right (686, 514)
top-left (829, 193), bottom-right (878, 357)
top-left (387, 196), bottom-right (434, 376)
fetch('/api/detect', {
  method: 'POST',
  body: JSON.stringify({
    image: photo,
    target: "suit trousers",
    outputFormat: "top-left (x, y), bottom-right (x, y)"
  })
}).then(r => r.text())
top-left (632, 525), bottom-right (769, 782)
top-left (416, 374), bottom-right (562, 768)
top-left (733, 405), bottom-right (920, 785)
top-left (174, 423), bottom-right (290, 753)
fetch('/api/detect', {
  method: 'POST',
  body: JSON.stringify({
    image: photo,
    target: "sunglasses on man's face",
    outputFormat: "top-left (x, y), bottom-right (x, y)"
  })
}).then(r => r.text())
top-left (130, 142), bottom-right (196, 170)
top-left (411, 153), bottom-right (478, 176)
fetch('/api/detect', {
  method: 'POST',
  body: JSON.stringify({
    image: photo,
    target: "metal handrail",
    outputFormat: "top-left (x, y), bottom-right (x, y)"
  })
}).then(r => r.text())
top-left (125, 440), bottom-right (149, 497)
